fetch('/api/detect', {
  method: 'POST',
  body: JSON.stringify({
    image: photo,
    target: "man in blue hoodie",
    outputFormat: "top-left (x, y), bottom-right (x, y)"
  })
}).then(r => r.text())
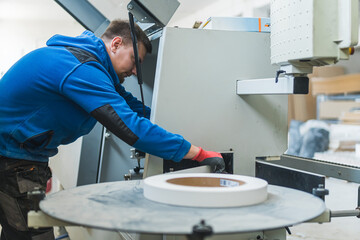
top-left (0, 20), bottom-right (224, 239)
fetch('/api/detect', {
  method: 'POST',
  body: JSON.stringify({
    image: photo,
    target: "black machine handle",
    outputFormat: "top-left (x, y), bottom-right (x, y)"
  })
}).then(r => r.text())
top-left (128, 12), bottom-right (146, 118)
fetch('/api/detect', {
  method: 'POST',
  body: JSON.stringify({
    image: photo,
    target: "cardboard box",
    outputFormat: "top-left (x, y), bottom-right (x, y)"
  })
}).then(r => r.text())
top-left (311, 74), bottom-right (360, 95)
top-left (319, 101), bottom-right (360, 120)
top-left (310, 65), bottom-right (345, 78)
top-left (340, 111), bottom-right (360, 125)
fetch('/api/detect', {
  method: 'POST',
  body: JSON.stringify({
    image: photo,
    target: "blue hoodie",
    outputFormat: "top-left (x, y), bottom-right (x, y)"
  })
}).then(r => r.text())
top-left (0, 31), bottom-right (191, 162)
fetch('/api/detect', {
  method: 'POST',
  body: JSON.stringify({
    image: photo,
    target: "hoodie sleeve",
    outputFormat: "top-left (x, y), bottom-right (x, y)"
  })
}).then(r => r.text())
top-left (60, 63), bottom-right (191, 162)
top-left (115, 83), bottom-right (151, 119)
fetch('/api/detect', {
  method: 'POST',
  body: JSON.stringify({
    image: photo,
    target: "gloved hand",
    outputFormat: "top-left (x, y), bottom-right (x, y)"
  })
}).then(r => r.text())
top-left (192, 147), bottom-right (226, 173)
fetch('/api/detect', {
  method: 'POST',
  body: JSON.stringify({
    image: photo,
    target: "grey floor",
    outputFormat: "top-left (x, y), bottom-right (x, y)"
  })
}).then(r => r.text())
top-left (287, 177), bottom-right (360, 240)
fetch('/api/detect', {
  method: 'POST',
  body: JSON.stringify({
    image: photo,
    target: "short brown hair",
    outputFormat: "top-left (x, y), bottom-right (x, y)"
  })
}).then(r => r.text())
top-left (101, 19), bottom-right (152, 54)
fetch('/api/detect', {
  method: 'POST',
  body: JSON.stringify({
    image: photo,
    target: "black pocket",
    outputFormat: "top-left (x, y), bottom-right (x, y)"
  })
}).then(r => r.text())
top-left (1, 163), bottom-right (51, 196)
top-left (16, 164), bottom-right (51, 194)
top-left (20, 130), bottom-right (54, 153)
top-left (16, 167), bottom-right (44, 194)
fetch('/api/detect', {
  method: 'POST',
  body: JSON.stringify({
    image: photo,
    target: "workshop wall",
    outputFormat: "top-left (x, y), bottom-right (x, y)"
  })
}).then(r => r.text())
top-left (0, 0), bottom-right (84, 77)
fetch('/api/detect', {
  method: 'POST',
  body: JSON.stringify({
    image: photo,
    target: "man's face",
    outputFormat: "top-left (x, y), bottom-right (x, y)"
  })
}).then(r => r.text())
top-left (109, 37), bottom-right (147, 83)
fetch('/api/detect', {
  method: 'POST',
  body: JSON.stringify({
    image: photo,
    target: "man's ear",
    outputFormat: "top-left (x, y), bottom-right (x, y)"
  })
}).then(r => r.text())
top-left (111, 36), bottom-right (123, 52)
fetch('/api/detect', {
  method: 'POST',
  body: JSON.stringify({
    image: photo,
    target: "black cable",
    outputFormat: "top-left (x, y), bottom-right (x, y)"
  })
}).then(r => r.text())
top-left (139, 84), bottom-right (146, 118)
top-left (128, 12), bottom-right (147, 118)
top-left (275, 70), bottom-right (286, 83)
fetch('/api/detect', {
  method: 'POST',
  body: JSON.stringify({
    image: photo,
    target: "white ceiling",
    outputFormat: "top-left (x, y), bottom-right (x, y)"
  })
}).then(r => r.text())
top-left (0, 0), bottom-right (223, 23)
top-left (0, 0), bottom-right (69, 20)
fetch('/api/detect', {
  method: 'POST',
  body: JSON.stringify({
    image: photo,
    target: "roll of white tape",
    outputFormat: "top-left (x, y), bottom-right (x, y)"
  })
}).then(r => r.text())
top-left (144, 173), bottom-right (268, 207)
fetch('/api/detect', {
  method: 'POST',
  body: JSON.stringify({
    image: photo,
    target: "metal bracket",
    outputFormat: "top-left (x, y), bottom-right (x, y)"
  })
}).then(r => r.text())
top-left (312, 184), bottom-right (329, 200)
top-left (236, 76), bottom-right (309, 95)
top-left (306, 208), bottom-right (331, 223)
top-left (130, 148), bottom-right (145, 173)
top-left (189, 220), bottom-right (213, 240)
top-left (127, 0), bottom-right (180, 40)
top-left (130, 148), bottom-right (146, 160)
top-left (125, 148), bottom-right (145, 180)
top-left (27, 187), bottom-right (45, 211)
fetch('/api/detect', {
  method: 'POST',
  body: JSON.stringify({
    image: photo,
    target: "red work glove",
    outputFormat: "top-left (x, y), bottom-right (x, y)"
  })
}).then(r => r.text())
top-left (192, 147), bottom-right (225, 173)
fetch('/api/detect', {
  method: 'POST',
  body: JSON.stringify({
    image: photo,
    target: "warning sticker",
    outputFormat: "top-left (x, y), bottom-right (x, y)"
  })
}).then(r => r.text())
top-left (220, 179), bottom-right (240, 187)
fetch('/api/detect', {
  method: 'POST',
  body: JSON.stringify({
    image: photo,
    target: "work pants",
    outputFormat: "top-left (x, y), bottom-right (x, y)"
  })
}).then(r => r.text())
top-left (0, 157), bottom-right (54, 240)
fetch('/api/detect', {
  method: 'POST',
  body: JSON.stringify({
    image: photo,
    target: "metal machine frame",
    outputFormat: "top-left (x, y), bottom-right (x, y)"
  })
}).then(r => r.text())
top-left (54, 0), bottom-right (110, 36)
top-left (267, 154), bottom-right (360, 184)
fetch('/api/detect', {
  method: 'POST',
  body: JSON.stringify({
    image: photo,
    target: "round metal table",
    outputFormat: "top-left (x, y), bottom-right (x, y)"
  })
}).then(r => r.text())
top-left (40, 180), bottom-right (325, 234)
